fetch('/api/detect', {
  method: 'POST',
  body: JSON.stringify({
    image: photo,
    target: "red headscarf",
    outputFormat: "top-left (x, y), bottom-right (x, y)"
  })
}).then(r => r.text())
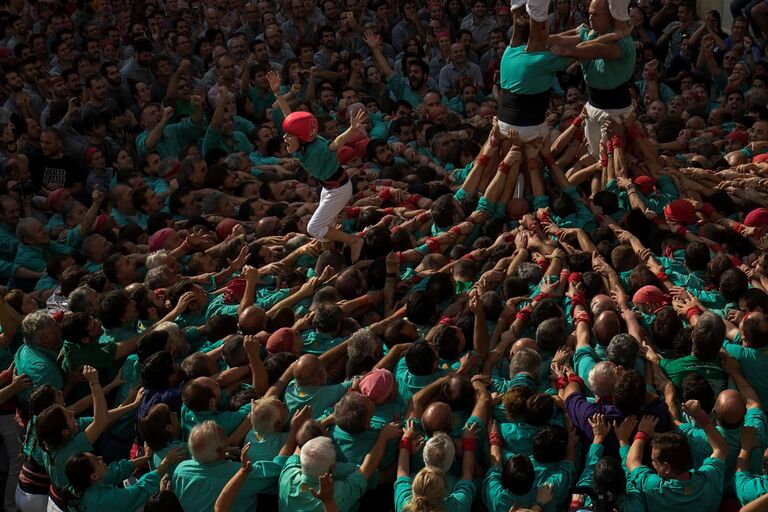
top-left (664, 199), bottom-right (697, 225)
top-left (633, 176), bottom-right (655, 196)
top-left (745, 208), bottom-right (768, 227)
top-left (223, 277), bottom-right (247, 304)
top-left (632, 285), bottom-right (671, 313)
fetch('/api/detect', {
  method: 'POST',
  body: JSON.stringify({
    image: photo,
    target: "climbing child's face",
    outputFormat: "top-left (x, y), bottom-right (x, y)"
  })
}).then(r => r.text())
top-left (284, 132), bottom-right (300, 153)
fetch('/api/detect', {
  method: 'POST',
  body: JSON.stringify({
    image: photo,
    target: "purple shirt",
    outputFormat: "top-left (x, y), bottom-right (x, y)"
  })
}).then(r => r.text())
top-left (565, 392), bottom-right (670, 458)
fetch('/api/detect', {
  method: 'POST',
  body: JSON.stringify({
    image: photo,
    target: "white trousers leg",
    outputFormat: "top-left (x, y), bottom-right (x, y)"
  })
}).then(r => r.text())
top-left (15, 486), bottom-right (47, 512)
top-left (584, 102), bottom-right (635, 157)
top-left (306, 180), bottom-right (353, 242)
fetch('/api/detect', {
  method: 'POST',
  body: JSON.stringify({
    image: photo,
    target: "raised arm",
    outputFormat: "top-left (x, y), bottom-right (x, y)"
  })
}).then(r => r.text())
top-left (363, 31), bottom-right (395, 80)
top-left (83, 366), bottom-right (110, 445)
top-left (683, 399), bottom-right (728, 461)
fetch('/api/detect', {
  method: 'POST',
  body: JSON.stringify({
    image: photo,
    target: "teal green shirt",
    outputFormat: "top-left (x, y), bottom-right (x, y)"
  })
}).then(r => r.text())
top-left (331, 425), bottom-right (398, 469)
top-left (180, 402), bottom-right (251, 439)
top-left (736, 471), bottom-right (768, 506)
top-left (500, 421), bottom-right (539, 459)
top-left (12, 241), bottom-right (71, 276)
top-left (206, 294), bottom-right (239, 318)
top-left (385, 74), bottom-right (424, 108)
top-left (629, 457), bottom-right (725, 512)
top-left (576, 443), bottom-right (645, 512)
top-left (371, 399), bottom-right (407, 430)
top-left (293, 136), bottom-right (339, 181)
top-left (394, 475), bottom-right (475, 512)
top-left (110, 209), bottom-right (148, 229)
top-left (135, 117), bottom-right (206, 159)
top-left (660, 355), bottom-right (727, 396)
top-left (483, 465), bottom-right (537, 511)
top-left (202, 126), bottom-right (254, 159)
top-left (43, 430), bottom-right (92, 490)
top-left (278, 454), bottom-right (367, 512)
top-left (500, 45), bottom-right (568, 93)
top-left (173, 457), bottom-right (282, 512)
top-left (148, 439), bottom-right (189, 478)
top-left (532, 458), bottom-right (577, 512)
top-left (724, 341), bottom-right (768, 407)
top-left (14, 344), bottom-right (63, 400)
top-left (245, 430), bottom-right (287, 463)
top-left (394, 357), bottom-right (446, 408)
top-left (284, 379), bottom-right (352, 419)
top-left (578, 30), bottom-right (636, 89)
top-left (77, 460), bottom-right (161, 512)
top-left (61, 340), bottom-right (118, 401)
top-left (99, 324), bottom-right (138, 344)
top-left (301, 330), bottom-right (345, 355)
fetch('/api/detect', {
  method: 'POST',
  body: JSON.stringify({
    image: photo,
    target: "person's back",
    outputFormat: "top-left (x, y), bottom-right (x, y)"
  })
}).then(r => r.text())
top-left (278, 451), bottom-right (367, 512)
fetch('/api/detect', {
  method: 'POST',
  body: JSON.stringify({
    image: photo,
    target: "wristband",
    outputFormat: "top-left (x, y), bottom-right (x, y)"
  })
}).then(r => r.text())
top-left (181, 239), bottom-right (192, 252)
top-left (650, 216), bottom-right (664, 226)
top-left (605, 139), bottom-right (614, 154)
top-left (407, 194), bottom-right (422, 207)
top-left (709, 243), bottom-right (722, 253)
top-left (612, 134), bottom-right (624, 150)
top-left (476, 154), bottom-right (489, 166)
top-left (439, 316), bottom-right (453, 326)
top-left (462, 437), bottom-right (477, 452)
top-left (655, 271), bottom-right (669, 282)
top-left (535, 259), bottom-right (549, 272)
top-left (515, 306), bottom-right (532, 321)
top-left (384, 207), bottom-right (395, 215)
top-left (378, 188), bottom-right (391, 201)
top-left (570, 292), bottom-right (586, 308)
top-left (345, 206), bottom-right (360, 217)
top-left (425, 237), bottom-right (441, 254)
top-left (733, 223), bottom-right (745, 234)
top-left (567, 373), bottom-right (584, 386)
top-left (634, 431), bottom-right (651, 443)
top-left (675, 226), bottom-right (688, 237)
top-left (555, 375), bottom-right (568, 390)
top-left (449, 225), bottom-right (463, 235)
top-left (399, 437), bottom-right (413, 451)
top-left (569, 500), bottom-right (585, 512)
top-left (730, 255), bottom-right (743, 267)
top-left (685, 305), bottom-right (702, 321)
top-left (489, 432), bottom-right (503, 447)
top-left (544, 154), bottom-right (556, 167)
top-left (568, 272), bottom-right (582, 284)
top-left (600, 153), bottom-right (609, 167)
top-left (417, 212), bottom-right (431, 223)
top-left (574, 312), bottom-right (592, 326)
top-left (572, 115), bottom-right (584, 128)
top-left (626, 123), bottom-right (645, 140)
top-left (701, 203), bottom-right (716, 216)
top-left (498, 161), bottom-right (511, 174)
top-left (398, 251), bottom-right (405, 264)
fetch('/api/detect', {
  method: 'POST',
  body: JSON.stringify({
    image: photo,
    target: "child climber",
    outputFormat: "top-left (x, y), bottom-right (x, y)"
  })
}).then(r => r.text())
top-left (270, 69), bottom-right (367, 262)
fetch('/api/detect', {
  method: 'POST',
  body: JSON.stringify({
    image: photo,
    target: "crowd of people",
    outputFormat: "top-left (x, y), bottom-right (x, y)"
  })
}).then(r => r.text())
top-left (2, 0), bottom-right (768, 510)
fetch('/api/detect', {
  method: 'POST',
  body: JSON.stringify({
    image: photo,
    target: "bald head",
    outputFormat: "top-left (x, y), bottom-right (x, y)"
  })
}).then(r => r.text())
top-left (294, 354), bottom-right (324, 386)
top-left (511, 337), bottom-right (537, 354)
top-left (239, 305), bottom-right (266, 334)
top-left (591, 294), bottom-right (617, 316)
top-left (588, 0), bottom-right (612, 34)
top-left (715, 390), bottom-right (746, 426)
top-left (255, 216), bottom-right (279, 237)
top-left (422, 402), bottom-right (453, 436)
top-left (593, 310), bottom-right (621, 346)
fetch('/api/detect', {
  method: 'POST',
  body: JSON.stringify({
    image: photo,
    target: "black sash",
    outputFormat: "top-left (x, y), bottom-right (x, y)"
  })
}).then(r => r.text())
top-left (587, 81), bottom-right (632, 110)
top-left (497, 88), bottom-right (551, 127)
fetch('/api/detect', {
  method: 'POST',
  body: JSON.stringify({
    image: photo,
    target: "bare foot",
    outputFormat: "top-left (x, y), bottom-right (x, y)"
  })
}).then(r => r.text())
top-left (349, 237), bottom-right (364, 263)
top-left (489, 116), bottom-right (503, 146)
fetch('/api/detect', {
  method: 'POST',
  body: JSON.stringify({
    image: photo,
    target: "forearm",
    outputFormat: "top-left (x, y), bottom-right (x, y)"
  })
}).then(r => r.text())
top-left (215, 468), bottom-right (250, 512)
top-left (360, 436), bottom-right (390, 478)
top-left (626, 439), bottom-right (645, 471)
top-left (396, 447), bottom-right (410, 478)
top-left (145, 119), bottom-right (168, 149)
top-left (330, 125), bottom-right (359, 151)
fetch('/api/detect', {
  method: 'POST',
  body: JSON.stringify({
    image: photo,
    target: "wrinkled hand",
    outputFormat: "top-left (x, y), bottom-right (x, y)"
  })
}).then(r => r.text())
top-left (613, 415), bottom-right (638, 444)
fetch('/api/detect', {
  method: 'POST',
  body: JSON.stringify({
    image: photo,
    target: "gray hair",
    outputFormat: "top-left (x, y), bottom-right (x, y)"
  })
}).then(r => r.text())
top-left (153, 321), bottom-right (186, 355)
top-left (188, 421), bottom-right (227, 463)
top-left (423, 432), bottom-right (455, 472)
top-left (21, 310), bottom-right (55, 346)
top-left (605, 333), bottom-right (639, 369)
top-left (68, 285), bottom-right (98, 315)
top-left (145, 265), bottom-right (176, 289)
top-left (301, 436), bottom-right (336, 477)
top-left (516, 262), bottom-right (543, 285)
top-left (588, 361), bottom-right (618, 399)
top-left (145, 250), bottom-right (171, 270)
top-left (509, 348), bottom-right (541, 378)
top-left (333, 391), bottom-right (371, 435)
top-left (250, 396), bottom-right (283, 433)
top-left (15, 217), bottom-right (39, 241)
top-left (347, 329), bottom-right (380, 359)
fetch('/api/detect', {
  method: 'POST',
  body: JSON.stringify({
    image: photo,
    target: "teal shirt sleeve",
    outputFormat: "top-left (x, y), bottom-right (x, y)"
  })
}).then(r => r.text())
top-left (394, 476), bottom-right (413, 512)
top-left (735, 471), bottom-right (768, 506)
top-left (574, 346), bottom-right (599, 386)
top-left (577, 443), bottom-right (604, 488)
top-left (333, 468), bottom-right (368, 511)
top-left (446, 479), bottom-right (476, 512)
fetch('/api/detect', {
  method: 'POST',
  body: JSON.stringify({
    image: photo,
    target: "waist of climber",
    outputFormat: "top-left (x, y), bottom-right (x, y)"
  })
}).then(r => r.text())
top-left (587, 81), bottom-right (632, 110)
top-left (320, 167), bottom-right (349, 189)
top-left (497, 88), bottom-right (550, 127)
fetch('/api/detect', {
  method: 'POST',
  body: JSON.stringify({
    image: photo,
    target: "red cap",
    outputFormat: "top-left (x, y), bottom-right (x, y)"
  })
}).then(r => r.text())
top-left (337, 145), bottom-right (358, 165)
top-left (633, 175), bottom-right (655, 195)
top-left (358, 368), bottom-right (395, 405)
top-left (266, 327), bottom-right (299, 355)
top-left (753, 153), bottom-right (768, 164)
top-left (726, 130), bottom-right (749, 145)
top-left (282, 112), bottom-right (318, 142)
top-left (223, 277), bottom-right (247, 303)
top-left (745, 207), bottom-right (768, 227)
top-left (149, 227), bottom-right (175, 251)
top-left (216, 218), bottom-right (239, 241)
top-left (84, 146), bottom-right (99, 165)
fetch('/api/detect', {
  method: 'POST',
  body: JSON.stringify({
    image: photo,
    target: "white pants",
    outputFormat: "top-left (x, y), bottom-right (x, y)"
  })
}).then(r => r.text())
top-left (584, 102), bottom-right (634, 157)
top-left (306, 180), bottom-right (353, 242)
top-left (610, 0), bottom-right (630, 21)
top-left (498, 120), bottom-right (549, 143)
top-left (45, 497), bottom-right (63, 512)
top-left (498, 120), bottom-right (546, 199)
top-left (15, 486), bottom-right (47, 512)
